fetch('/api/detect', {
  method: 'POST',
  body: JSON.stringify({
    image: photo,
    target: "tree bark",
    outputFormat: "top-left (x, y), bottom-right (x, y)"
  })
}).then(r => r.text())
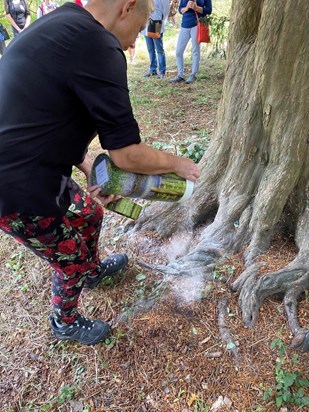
top-left (133, 0), bottom-right (309, 350)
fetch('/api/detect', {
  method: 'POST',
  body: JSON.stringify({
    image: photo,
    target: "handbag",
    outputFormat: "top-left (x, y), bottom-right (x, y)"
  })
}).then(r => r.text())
top-left (0, 24), bottom-right (10, 41)
top-left (146, 18), bottom-right (162, 39)
top-left (195, 12), bottom-right (210, 43)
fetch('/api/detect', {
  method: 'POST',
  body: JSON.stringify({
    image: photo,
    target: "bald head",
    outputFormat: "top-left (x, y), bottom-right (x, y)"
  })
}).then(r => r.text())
top-left (86, 0), bottom-right (153, 50)
top-left (136, 0), bottom-right (153, 15)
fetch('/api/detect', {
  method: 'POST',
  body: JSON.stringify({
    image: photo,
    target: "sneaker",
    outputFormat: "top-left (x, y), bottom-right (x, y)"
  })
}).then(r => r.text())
top-left (50, 314), bottom-right (111, 345)
top-left (144, 72), bottom-right (157, 78)
top-left (156, 72), bottom-right (165, 79)
top-left (83, 253), bottom-right (128, 290)
top-left (169, 75), bottom-right (185, 83)
top-left (185, 74), bottom-right (197, 84)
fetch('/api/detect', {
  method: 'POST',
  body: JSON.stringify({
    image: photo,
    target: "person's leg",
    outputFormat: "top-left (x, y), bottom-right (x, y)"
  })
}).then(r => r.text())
top-left (153, 34), bottom-right (166, 77)
top-left (191, 26), bottom-right (200, 76)
top-left (185, 26), bottom-right (200, 84)
top-left (0, 186), bottom-right (127, 344)
top-left (144, 35), bottom-right (158, 76)
top-left (66, 180), bottom-right (128, 290)
top-left (169, 27), bottom-right (191, 82)
top-left (128, 41), bottom-right (136, 63)
top-left (0, 212), bottom-right (95, 323)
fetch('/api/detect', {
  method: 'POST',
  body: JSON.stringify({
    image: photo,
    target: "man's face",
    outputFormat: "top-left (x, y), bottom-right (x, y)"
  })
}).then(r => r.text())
top-left (122, 8), bottom-right (148, 50)
top-left (115, 0), bottom-right (152, 50)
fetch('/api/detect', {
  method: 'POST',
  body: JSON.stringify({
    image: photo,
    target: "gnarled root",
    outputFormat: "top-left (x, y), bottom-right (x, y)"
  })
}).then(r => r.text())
top-left (232, 261), bottom-right (309, 351)
top-left (284, 285), bottom-right (309, 351)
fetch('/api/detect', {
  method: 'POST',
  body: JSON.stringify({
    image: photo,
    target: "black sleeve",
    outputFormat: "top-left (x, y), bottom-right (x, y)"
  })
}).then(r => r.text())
top-left (69, 29), bottom-right (141, 150)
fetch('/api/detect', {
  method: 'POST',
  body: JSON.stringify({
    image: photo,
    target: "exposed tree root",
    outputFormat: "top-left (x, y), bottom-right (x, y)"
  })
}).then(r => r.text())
top-left (284, 285), bottom-right (309, 352)
top-left (232, 261), bottom-right (309, 351)
top-left (218, 298), bottom-right (240, 365)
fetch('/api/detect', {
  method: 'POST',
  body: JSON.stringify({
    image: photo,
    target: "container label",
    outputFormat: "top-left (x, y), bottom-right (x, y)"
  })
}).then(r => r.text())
top-left (95, 159), bottom-right (109, 186)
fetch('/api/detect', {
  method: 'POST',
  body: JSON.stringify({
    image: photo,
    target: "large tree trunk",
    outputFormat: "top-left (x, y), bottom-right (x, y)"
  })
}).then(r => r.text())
top-left (134, 0), bottom-right (309, 350)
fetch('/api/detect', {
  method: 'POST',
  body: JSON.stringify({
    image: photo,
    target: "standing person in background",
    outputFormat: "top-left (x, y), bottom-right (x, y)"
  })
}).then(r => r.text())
top-left (5, 0), bottom-right (31, 37)
top-left (143, 0), bottom-right (170, 79)
top-left (37, 0), bottom-right (58, 19)
top-left (169, 0), bottom-right (212, 84)
top-left (128, 40), bottom-right (137, 64)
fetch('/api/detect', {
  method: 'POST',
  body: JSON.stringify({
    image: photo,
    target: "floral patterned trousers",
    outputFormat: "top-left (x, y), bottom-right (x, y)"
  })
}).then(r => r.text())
top-left (0, 181), bottom-right (104, 324)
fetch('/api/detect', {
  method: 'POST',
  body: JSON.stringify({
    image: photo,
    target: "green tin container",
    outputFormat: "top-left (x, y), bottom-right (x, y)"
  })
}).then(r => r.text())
top-left (105, 198), bottom-right (142, 220)
top-left (90, 153), bottom-right (194, 220)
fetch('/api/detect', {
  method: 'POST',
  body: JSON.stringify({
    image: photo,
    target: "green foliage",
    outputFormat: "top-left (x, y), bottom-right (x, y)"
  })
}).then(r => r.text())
top-left (200, 13), bottom-right (230, 59)
top-left (104, 330), bottom-right (126, 350)
top-left (177, 132), bottom-right (211, 163)
top-left (262, 336), bottom-right (309, 408)
top-left (26, 384), bottom-right (75, 411)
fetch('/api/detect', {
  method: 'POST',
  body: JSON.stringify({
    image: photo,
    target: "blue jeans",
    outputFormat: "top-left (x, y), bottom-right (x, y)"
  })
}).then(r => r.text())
top-left (176, 26), bottom-right (200, 77)
top-left (145, 34), bottom-right (166, 74)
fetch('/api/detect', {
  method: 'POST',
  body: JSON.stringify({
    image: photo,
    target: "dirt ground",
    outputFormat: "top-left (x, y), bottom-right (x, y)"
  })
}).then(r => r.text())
top-left (0, 45), bottom-right (308, 412)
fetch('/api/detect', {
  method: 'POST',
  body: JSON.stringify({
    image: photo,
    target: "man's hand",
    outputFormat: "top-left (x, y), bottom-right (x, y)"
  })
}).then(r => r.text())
top-left (174, 157), bottom-right (201, 182)
top-left (88, 184), bottom-right (121, 205)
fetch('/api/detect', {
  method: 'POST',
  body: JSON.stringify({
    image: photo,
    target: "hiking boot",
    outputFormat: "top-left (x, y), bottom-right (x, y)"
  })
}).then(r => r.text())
top-left (144, 71), bottom-right (157, 77)
top-left (50, 314), bottom-right (111, 345)
top-left (83, 253), bottom-right (128, 290)
top-left (169, 75), bottom-right (185, 83)
top-left (185, 74), bottom-right (197, 84)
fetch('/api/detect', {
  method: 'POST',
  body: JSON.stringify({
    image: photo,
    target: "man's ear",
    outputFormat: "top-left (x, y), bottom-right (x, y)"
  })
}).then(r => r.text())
top-left (119, 0), bottom-right (137, 18)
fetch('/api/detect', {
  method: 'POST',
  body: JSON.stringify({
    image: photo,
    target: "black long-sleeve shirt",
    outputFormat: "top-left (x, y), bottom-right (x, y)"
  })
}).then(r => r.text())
top-left (0, 3), bottom-right (141, 217)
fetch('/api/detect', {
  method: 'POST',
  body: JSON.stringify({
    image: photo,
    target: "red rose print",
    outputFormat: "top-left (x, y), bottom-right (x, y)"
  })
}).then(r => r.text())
top-left (85, 195), bottom-right (92, 204)
top-left (0, 221), bottom-right (12, 232)
top-left (94, 205), bottom-right (104, 219)
top-left (44, 248), bottom-right (55, 259)
top-left (62, 216), bottom-right (71, 228)
top-left (67, 277), bottom-right (82, 287)
top-left (82, 206), bottom-right (92, 215)
top-left (71, 217), bottom-right (85, 228)
top-left (74, 193), bottom-right (82, 203)
top-left (52, 296), bottom-right (63, 305)
top-left (63, 264), bottom-right (82, 276)
top-left (62, 299), bottom-right (78, 309)
top-left (58, 239), bottom-right (78, 254)
top-left (82, 226), bottom-right (94, 237)
top-left (37, 233), bottom-right (56, 244)
top-left (38, 217), bottom-right (56, 229)
top-left (66, 289), bottom-right (76, 296)
top-left (80, 247), bottom-right (87, 260)
top-left (24, 223), bottom-right (35, 236)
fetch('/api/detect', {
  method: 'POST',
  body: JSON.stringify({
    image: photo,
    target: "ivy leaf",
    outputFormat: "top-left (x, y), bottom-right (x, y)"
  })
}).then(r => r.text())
top-left (227, 342), bottom-right (235, 350)
top-left (136, 273), bottom-right (146, 281)
top-left (283, 373), bottom-right (296, 387)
